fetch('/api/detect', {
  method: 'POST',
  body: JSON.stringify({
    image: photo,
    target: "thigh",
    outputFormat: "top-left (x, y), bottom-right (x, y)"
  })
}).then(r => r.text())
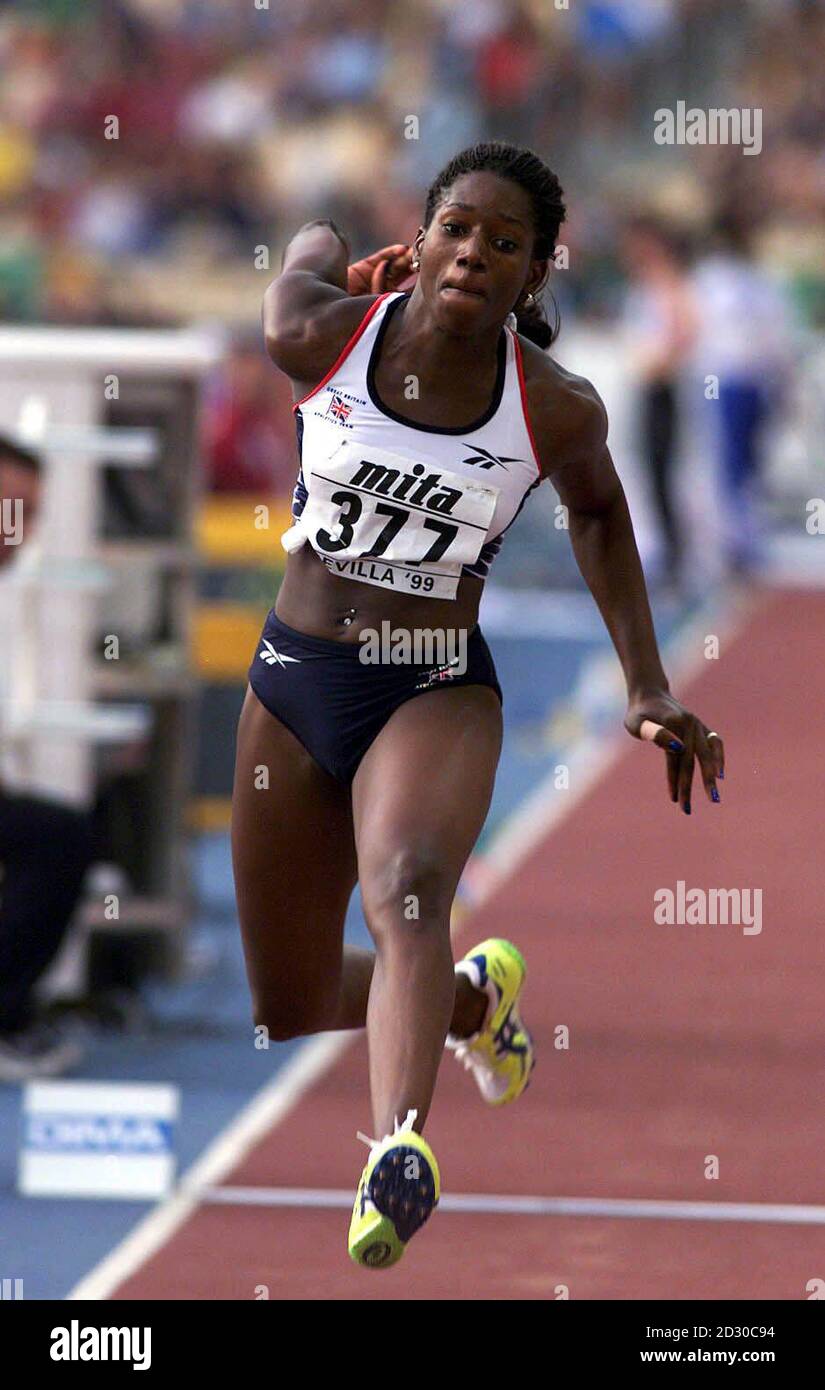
top-left (231, 686), bottom-right (357, 1018)
top-left (352, 685), bottom-right (503, 922)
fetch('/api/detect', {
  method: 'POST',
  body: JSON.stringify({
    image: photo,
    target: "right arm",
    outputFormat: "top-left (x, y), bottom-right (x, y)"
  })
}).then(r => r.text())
top-left (262, 221), bottom-right (357, 382)
top-left (262, 223), bottom-right (413, 386)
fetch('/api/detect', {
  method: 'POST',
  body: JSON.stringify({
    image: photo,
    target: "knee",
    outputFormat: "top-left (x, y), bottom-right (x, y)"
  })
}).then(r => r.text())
top-left (361, 845), bottom-right (453, 931)
top-left (252, 985), bottom-right (336, 1043)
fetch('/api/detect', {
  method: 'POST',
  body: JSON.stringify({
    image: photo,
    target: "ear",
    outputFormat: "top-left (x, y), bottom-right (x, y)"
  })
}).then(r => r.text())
top-left (413, 226), bottom-right (426, 259)
top-left (526, 259), bottom-right (550, 299)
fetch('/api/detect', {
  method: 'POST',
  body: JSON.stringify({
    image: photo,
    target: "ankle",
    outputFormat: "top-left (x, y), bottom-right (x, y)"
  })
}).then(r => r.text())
top-left (450, 973), bottom-right (489, 1040)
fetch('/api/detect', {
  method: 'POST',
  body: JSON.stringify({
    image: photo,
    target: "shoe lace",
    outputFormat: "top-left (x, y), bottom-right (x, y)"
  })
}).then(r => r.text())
top-left (356, 1107), bottom-right (419, 1152)
top-left (451, 1038), bottom-right (495, 1086)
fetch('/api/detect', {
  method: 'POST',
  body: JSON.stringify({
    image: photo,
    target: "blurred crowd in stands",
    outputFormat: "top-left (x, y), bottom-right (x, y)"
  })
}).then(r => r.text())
top-left (1, 0), bottom-right (823, 503)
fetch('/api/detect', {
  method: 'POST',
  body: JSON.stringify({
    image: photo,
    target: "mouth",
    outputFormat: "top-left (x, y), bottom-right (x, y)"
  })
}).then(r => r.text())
top-left (440, 283), bottom-right (486, 300)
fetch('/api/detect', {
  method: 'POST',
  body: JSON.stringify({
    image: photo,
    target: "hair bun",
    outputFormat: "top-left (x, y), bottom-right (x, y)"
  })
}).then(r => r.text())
top-left (514, 296), bottom-right (557, 350)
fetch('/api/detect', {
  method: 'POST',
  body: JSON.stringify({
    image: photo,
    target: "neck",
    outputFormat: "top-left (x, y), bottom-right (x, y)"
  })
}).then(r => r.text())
top-left (386, 287), bottom-right (502, 383)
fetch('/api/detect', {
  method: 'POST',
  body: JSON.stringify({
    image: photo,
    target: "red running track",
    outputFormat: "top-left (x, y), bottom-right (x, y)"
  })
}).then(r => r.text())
top-left (111, 587), bottom-right (825, 1300)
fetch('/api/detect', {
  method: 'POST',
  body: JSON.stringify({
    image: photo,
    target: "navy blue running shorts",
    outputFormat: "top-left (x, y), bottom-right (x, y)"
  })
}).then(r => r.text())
top-left (247, 609), bottom-right (503, 784)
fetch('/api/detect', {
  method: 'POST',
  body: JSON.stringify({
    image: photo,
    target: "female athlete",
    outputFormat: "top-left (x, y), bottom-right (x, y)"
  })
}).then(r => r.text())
top-left (231, 142), bottom-right (725, 1270)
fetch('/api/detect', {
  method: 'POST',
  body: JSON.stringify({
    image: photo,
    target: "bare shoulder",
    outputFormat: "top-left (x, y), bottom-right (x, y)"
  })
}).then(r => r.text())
top-left (517, 335), bottom-right (608, 478)
top-left (263, 278), bottom-right (383, 398)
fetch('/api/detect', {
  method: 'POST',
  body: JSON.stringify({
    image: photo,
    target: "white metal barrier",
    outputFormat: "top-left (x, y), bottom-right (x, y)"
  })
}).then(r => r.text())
top-left (0, 326), bottom-right (222, 993)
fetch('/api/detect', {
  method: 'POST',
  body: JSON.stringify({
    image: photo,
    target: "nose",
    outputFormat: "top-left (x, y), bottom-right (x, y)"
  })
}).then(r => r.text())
top-left (455, 232), bottom-right (487, 270)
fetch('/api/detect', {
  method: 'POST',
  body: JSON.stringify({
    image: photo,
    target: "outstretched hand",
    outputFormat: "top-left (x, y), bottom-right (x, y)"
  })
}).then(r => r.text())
top-left (625, 689), bottom-right (725, 814)
top-left (347, 243), bottom-right (417, 296)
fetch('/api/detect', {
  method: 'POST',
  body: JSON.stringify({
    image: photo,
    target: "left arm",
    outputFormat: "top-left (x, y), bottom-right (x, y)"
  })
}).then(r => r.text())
top-left (544, 385), bottom-right (724, 814)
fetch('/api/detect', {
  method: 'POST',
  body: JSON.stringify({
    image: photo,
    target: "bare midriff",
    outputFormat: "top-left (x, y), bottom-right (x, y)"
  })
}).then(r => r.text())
top-left (275, 542), bottom-right (485, 643)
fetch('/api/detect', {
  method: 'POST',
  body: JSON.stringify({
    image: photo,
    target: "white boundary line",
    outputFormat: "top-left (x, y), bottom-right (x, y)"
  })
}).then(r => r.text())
top-left (201, 1186), bottom-right (825, 1228)
top-left (66, 584), bottom-right (759, 1300)
top-left (65, 1032), bottom-right (356, 1300)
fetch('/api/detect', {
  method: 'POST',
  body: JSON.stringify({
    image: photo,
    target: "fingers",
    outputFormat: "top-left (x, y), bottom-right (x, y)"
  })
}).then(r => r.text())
top-left (362, 244), bottom-right (409, 267)
top-left (348, 246), bottom-right (413, 296)
top-left (638, 718), bottom-right (683, 805)
top-left (372, 246), bottom-right (414, 292)
top-left (696, 728), bottom-right (722, 805)
top-left (676, 721), bottom-right (696, 814)
top-left (639, 719), bottom-right (684, 754)
top-left (638, 717), bottom-right (724, 814)
top-left (346, 265), bottom-right (367, 295)
top-left (639, 719), bottom-right (694, 813)
top-left (387, 248), bottom-right (416, 288)
top-left (707, 730), bottom-right (725, 781)
top-left (666, 745), bottom-right (680, 803)
top-left (371, 258), bottom-right (390, 292)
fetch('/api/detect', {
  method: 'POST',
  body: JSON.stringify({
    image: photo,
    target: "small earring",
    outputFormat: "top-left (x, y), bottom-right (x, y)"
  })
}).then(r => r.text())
top-left (411, 257), bottom-right (420, 270)
top-left (524, 292), bottom-right (535, 306)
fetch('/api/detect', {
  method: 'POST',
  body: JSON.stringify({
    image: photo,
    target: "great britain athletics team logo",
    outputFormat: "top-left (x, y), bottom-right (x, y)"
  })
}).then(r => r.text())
top-left (325, 393), bottom-right (354, 424)
top-left (415, 657), bottom-right (462, 690)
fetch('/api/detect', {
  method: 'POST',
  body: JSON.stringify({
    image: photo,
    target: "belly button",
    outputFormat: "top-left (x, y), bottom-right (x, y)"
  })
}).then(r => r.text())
top-left (339, 607), bottom-right (357, 627)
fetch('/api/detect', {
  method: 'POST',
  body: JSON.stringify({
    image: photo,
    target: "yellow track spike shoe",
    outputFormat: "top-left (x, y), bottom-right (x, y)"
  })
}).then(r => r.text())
top-left (445, 938), bottom-right (535, 1106)
top-left (348, 1109), bottom-right (440, 1269)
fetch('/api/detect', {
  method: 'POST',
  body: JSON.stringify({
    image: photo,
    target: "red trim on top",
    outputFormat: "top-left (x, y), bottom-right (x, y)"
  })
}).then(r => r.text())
top-left (510, 329), bottom-right (543, 477)
top-left (291, 292), bottom-right (394, 413)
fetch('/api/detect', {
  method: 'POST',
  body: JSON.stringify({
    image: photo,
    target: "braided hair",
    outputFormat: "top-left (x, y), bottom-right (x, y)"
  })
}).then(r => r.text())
top-left (423, 141), bottom-right (565, 349)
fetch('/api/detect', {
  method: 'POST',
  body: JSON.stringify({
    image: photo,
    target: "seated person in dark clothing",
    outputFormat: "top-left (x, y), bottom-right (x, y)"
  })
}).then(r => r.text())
top-left (0, 435), bottom-right (94, 1080)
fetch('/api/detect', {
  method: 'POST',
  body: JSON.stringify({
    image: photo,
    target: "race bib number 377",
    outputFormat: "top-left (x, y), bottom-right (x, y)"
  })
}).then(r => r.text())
top-left (298, 439), bottom-right (499, 599)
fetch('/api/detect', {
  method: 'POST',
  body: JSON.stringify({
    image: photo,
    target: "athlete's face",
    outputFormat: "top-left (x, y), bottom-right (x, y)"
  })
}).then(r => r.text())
top-left (413, 171), bottom-right (548, 333)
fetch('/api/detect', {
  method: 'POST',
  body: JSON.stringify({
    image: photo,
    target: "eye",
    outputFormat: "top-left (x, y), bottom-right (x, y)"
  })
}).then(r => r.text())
top-left (440, 222), bottom-right (518, 253)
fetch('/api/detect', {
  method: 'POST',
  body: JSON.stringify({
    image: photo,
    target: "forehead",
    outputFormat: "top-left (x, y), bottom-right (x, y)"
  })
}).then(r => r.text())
top-left (436, 170), bottom-right (533, 227)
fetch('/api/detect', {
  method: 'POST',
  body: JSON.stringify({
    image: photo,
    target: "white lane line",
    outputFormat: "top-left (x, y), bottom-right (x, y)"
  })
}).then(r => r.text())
top-left (201, 1186), bottom-right (825, 1227)
top-left (65, 1031), bottom-right (357, 1301)
top-left (67, 585), bottom-right (758, 1300)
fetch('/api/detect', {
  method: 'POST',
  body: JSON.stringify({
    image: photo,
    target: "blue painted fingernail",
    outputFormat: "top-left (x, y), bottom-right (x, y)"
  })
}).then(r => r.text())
top-left (669, 740), bottom-right (683, 752)
top-left (711, 788), bottom-right (720, 803)
top-left (683, 801), bottom-right (691, 815)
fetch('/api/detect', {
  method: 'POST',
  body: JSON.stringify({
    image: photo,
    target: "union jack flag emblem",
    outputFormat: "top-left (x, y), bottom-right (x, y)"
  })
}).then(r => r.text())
top-left (416, 659), bottom-right (461, 690)
top-left (326, 393), bottom-right (353, 423)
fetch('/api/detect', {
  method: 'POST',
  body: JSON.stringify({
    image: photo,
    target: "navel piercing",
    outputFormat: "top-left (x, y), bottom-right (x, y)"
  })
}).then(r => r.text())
top-left (342, 608), bottom-right (357, 626)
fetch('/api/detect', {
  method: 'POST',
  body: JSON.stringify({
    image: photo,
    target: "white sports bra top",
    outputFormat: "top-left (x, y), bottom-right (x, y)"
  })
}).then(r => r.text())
top-left (282, 290), bottom-right (542, 600)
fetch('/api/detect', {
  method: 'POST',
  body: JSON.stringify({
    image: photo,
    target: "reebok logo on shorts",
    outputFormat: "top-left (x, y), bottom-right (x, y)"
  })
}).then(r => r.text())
top-left (259, 640), bottom-right (301, 668)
